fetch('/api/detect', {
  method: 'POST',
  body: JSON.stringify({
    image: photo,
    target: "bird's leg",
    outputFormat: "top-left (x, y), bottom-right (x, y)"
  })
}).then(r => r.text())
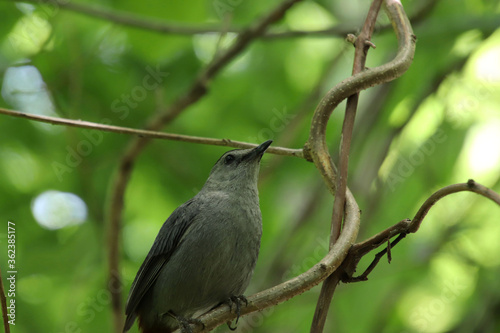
top-left (164, 311), bottom-right (205, 333)
top-left (223, 295), bottom-right (248, 330)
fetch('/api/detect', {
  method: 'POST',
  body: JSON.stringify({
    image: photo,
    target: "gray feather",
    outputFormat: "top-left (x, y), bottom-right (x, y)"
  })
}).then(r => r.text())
top-left (123, 140), bottom-right (271, 333)
top-left (124, 200), bottom-right (199, 331)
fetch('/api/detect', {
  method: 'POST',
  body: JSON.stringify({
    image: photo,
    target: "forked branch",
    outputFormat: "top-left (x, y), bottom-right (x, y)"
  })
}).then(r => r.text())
top-left (341, 180), bottom-right (500, 283)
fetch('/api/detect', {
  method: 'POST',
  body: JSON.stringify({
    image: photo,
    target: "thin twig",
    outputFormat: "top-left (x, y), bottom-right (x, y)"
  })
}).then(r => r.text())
top-left (10, 0), bottom-right (437, 39)
top-left (4, 0), bottom-right (365, 38)
top-left (15, 0), bottom-right (232, 35)
top-left (0, 267), bottom-right (10, 333)
top-left (310, 0), bottom-right (384, 331)
top-left (0, 107), bottom-right (303, 158)
top-left (409, 179), bottom-right (500, 232)
top-left (341, 180), bottom-right (500, 282)
top-left (106, 1), bottom-right (303, 332)
top-left (335, 0), bottom-right (382, 269)
top-left (345, 232), bottom-right (407, 282)
top-left (351, 219), bottom-right (412, 259)
top-left (386, 237), bottom-right (392, 263)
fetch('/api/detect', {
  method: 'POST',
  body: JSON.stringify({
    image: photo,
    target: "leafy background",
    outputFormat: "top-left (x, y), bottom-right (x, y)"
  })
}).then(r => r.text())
top-left (1, 0), bottom-right (500, 332)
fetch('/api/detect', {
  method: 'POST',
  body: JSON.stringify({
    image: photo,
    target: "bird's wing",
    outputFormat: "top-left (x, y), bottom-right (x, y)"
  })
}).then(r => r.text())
top-left (123, 199), bottom-right (199, 330)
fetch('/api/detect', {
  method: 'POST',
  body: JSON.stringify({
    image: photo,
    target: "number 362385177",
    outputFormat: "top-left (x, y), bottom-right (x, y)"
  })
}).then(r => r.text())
top-left (7, 221), bottom-right (15, 267)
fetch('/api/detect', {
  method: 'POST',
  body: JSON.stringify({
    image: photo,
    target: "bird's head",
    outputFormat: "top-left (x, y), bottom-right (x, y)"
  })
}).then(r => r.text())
top-left (202, 140), bottom-right (272, 192)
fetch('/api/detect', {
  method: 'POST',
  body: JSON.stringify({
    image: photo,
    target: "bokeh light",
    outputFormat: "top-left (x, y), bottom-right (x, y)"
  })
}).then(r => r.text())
top-left (31, 190), bottom-right (88, 230)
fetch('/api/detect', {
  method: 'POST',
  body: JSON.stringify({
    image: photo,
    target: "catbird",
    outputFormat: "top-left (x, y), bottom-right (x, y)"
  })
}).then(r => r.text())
top-left (123, 140), bottom-right (272, 333)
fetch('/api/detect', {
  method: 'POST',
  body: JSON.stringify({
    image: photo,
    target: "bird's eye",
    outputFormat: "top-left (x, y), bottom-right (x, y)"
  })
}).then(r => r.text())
top-left (224, 154), bottom-right (235, 164)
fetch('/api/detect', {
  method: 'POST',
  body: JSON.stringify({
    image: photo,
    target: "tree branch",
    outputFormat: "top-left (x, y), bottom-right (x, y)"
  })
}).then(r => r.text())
top-left (0, 267), bottom-right (10, 333)
top-left (15, 0), bottom-right (233, 35)
top-left (342, 180), bottom-right (500, 282)
top-left (10, 0), bottom-right (437, 39)
top-left (310, 0), bottom-right (384, 330)
top-left (0, 107), bottom-right (303, 158)
top-left (409, 179), bottom-right (500, 232)
top-left (7, 0), bottom-right (355, 38)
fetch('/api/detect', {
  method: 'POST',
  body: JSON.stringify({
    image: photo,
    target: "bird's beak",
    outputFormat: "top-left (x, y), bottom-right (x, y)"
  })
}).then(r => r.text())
top-left (254, 140), bottom-right (273, 155)
top-left (244, 140), bottom-right (272, 161)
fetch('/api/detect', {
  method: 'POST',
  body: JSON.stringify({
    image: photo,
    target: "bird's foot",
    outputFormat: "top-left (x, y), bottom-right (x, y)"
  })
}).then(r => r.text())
top-left (165, 311), bottom-right (204, 333)
top-left (223, 295), bottom-right (248, 330)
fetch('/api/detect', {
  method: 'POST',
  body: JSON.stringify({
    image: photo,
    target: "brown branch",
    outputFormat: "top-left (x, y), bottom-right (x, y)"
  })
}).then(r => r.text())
top-left (342, 180), bottom-right (500, 282)
top-left (105, 1), bottom-right (303, 332)
top-left (335, 0), bottom-right (381, 241)
top-left (15, 0), bottom-right (231, 35)
top-left (9, 0), bottom-right (438, 39)
top-left (0, 107), bottom-right (303, 159)
top-left (0, 267), bottom-right (10, 333)
top-left (304, 0), bottom-right (416, 193)
top-left (409, 179), bottom-right (500, 232)
top-left (345, 231), bottom-right (408, 282)
top-left (7, 0), bottom-right (354, 38)
top-left (310, 0), bottom-right (384, 330)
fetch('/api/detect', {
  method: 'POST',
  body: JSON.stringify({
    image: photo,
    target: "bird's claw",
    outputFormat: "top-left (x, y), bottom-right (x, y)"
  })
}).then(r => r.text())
top-left (224, 295), bottom-right (248, 330)
top-left (165, 311), bottom-right (205, 333)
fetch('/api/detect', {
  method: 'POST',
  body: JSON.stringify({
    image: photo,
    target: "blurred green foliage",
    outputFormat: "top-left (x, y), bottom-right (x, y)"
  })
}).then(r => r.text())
top-left (1, 0), bottom-right (500, 332)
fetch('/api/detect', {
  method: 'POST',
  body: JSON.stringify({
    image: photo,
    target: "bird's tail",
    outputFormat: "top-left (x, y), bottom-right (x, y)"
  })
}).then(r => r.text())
top-left (123, 313), bottom-right (137, 333)
top-left (137, 314), bottom-right (174, 333)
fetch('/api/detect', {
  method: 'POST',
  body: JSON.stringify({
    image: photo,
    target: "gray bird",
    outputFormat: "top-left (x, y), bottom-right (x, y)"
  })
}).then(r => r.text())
top-left (123, 140), bottom-right (272, 333)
